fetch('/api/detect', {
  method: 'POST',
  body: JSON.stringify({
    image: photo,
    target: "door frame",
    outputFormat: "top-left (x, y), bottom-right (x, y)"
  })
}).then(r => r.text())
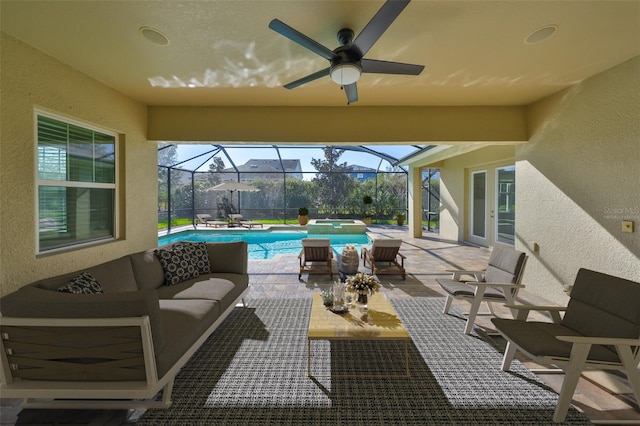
top-left (466, 163), bottom-right (515, 248)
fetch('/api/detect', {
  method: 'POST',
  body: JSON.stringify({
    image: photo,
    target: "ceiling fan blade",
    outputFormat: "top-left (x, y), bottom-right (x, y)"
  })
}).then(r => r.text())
top-left (269, 19), bottom-right (337, 61)
top-left (283, 67), bottom-right (330, 89)
top-left (361, 59), bottom-right (424, 75)
top-left (352, 0), bottom-right (411, 57)
top-left (344, 83), bottom-right (358, 104)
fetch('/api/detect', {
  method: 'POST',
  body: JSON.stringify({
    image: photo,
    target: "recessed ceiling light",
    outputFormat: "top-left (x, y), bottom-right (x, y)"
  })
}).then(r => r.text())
top-left (525, 24), bottom-right (558, 44)
top-left (140, 26), bottom-right (169, 46)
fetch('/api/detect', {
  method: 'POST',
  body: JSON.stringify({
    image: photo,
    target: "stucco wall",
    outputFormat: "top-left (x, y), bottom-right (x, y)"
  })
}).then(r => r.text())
top-left (0, 33), bottom-right (157, 296)
top-left (517, 56), bottom-right (640, 304)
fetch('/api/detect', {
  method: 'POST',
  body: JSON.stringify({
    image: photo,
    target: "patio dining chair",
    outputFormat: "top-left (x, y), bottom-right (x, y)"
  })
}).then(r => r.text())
top-left (298, 238), bottom-right (333, 280)
top-left (437, 245), bottom-right (527, 335)
top-left (361, 238), bottom-right (406, 280)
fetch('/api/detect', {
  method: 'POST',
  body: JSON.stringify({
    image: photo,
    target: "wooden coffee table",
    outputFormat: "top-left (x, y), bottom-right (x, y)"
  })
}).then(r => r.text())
top-left (307, 292), bottom-right (411, 377)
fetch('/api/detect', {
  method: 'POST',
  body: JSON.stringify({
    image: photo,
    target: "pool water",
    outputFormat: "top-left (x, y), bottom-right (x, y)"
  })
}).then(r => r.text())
top-left (158, 230), bottom-right (370, 259)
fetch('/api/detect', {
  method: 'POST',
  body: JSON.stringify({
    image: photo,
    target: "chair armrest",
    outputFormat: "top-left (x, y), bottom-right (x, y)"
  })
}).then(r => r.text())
top-left (397, 252), bottom-right (407, 260)
top-left (465, 282), bottom-right (524, 288)
top-left (556, 335), bottom-right (640, 346)
top-left (503, 304), bottom-right (567, 312)
top-left (446, 269), bottom-right (485, 281)
top-left (503, 304), bottom-right (567, 322)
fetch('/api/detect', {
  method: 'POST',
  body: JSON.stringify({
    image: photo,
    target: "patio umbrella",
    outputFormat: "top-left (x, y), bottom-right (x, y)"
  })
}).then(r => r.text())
top-left (206, 181), bottom-right (260, 213)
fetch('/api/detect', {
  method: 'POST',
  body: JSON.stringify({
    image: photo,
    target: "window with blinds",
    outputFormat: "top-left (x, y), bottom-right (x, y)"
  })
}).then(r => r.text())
top-left (36, 113), bottom-right (117, 253)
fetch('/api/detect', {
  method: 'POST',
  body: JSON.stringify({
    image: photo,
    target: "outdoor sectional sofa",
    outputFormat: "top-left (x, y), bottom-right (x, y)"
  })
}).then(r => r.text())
top-left (0, 241), bottom-right (249, 409)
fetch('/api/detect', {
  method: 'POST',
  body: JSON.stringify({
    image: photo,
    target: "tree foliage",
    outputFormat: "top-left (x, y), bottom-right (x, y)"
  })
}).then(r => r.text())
top-left (310, 147), bottom-right (355, 215)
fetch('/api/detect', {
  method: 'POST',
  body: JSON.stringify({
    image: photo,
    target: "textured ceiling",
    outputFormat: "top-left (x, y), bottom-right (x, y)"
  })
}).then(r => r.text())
top-left (1, 0), bottom-right (639, 107)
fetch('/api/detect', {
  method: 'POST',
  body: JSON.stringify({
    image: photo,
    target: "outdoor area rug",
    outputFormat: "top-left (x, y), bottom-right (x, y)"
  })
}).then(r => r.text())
top-left (137, 298), bottom-right (591, 425)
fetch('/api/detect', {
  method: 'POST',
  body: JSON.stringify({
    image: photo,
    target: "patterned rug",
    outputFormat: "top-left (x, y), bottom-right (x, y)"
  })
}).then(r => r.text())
top-left (137, 298), bottom-right (590, 425)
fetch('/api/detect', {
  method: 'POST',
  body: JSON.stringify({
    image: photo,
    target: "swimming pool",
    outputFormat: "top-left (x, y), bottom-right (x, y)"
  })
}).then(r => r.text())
top-left (158, 230), bottom-right (370, 259)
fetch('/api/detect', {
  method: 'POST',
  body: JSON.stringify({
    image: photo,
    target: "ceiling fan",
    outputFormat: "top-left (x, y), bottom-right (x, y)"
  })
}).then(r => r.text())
top-left (269, 0), bottom-right (424, 104)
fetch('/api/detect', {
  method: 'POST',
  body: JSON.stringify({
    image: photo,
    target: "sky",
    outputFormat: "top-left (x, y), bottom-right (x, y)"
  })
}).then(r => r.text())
top-left (163, 143), bottom-right (425, 173)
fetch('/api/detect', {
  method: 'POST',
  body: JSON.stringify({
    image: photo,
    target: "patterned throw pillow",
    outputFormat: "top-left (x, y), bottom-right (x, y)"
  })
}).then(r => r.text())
top-left (175, 242), bottom-right (211, 274)
top-left (58, 272), bottom-right (105, 294)
top-left (155, 246), bottom-right (200, 286)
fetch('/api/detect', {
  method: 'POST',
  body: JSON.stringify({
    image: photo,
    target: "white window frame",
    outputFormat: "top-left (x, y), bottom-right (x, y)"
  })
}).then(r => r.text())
top-left (35, 110), bottom-right (119, 254)
top-left (494, 165), bottom-right (516, 246)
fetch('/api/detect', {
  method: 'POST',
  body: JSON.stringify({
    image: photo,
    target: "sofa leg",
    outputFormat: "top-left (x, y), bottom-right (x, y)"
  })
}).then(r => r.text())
top-left (501, 341), bottom-right (517, 371)
top-left (162, 378), bottom-right (175, 407)
top-left (241, 298), bottom-right (247, 308)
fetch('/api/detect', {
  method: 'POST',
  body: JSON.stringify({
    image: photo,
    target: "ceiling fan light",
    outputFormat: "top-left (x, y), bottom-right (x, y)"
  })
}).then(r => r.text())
top-left (330, 63), bottom-right (361, 85)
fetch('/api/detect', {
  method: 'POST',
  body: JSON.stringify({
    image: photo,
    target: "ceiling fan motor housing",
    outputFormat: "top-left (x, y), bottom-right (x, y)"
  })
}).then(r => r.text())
top-left (336, 28), bottom-right (355, 46)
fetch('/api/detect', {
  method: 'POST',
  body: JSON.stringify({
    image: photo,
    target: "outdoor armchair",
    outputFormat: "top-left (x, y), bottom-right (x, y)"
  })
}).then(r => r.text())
top-left (298, 238), bottom-right (333, 280)
top-left (437, 245), bottom-right (527, 335)
top-left (361, 238), bottom-right (406, 280)
top-left (491, 268), bottom-right (640, 423)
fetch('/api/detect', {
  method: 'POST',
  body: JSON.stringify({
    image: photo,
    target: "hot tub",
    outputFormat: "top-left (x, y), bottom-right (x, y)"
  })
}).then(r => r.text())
top-left (307, 219), bottom-right (367, 234)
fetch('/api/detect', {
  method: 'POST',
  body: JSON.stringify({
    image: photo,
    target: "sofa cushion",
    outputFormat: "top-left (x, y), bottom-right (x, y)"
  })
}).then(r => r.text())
top-left (34, 256), bottom-right (138, 293)
top-left (206, 241), bottom-right (248, 275)
top-left (155, 299), bottom-right (221, 378)
top-left (155, 246), bottom-right (200, 285)
top-left (58, 272), bottom-right (105, 294)
top-left (130, 248), bottom-right (166, 290)
top-left (175, 242), bottom-right (211, 274)
top-left (156, 277), bottom-right (235, 301)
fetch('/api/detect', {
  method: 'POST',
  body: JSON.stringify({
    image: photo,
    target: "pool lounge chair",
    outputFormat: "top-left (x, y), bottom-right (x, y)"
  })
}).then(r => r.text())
top-left (228, 214), bottom-right (243, 227)
top-left (196, 214), bottom-right (228, 228)
top-left (240, 219), bottom-right (264, 228)
top-left (361, 238), bottom-right (406, 280)
top-left (299, 238), bottom-right (333, 280)
top-left (227, 213), bottom-right (263, 229)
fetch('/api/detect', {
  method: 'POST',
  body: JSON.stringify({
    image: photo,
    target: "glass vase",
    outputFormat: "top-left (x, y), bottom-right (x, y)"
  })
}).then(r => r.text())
top-left (332, 280), bottom-right (345, 310)
top-left (356, 293), bottom-right (368, 311)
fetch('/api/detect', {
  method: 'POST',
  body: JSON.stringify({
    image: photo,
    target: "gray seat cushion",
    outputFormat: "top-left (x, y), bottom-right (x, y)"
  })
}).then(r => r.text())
top-left (156, 278), bottom-right (234, 300)
top-left (562, 269), bottom-right (640, 339)
top-left (492, 318), bottom-right (620, 363)
top-left (437, 279), bottom-right (506, 299)
top-left (155, 299), bottom-right (221, 378)
top-left (484, 246), bottom-right (527, 284)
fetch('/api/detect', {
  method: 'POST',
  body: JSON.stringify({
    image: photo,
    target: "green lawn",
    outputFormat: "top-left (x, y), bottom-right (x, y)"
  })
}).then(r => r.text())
top-left (158, 218), bottom-right (437, 230)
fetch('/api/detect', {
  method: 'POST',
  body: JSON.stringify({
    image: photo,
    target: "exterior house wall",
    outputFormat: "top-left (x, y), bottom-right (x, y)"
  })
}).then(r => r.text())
top-left (0, 34), bottom-right (156, 296)
top-left (517, 56), bottom-right (640, 304)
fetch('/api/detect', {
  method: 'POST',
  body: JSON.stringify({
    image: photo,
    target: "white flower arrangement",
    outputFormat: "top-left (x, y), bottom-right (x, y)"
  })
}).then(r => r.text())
top-left (345, 272), bottom-right (380, 295)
